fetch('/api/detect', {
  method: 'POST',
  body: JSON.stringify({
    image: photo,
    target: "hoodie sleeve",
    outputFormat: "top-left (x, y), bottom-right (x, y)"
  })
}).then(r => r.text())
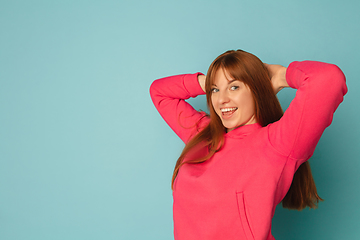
top-left (150, 73), bottom-right (210, 144)
top-left (268, 61), bottom-right (347, 166)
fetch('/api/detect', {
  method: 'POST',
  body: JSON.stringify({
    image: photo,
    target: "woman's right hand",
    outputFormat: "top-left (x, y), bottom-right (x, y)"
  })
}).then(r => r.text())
top-left (198, 74), bottom-right (206, 93)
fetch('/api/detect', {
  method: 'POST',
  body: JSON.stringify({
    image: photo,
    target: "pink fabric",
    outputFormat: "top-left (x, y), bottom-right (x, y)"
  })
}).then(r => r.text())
top-left (150, 61), bottom-right (347, 240)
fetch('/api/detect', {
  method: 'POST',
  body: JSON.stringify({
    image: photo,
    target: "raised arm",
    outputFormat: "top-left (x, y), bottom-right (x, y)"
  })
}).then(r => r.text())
top-left (150, 73), bottom-right (210, 143)
top-left (267, 61), bottom-right (347, 165)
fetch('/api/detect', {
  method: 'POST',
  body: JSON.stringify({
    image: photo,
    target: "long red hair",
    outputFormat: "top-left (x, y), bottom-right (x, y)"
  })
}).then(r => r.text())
top-left (172, 50), bottom-right (322, 210)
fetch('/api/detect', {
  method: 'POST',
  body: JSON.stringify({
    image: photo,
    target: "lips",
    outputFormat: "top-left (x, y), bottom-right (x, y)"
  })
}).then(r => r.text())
top-left (220, 107), bottom-right (238, 119)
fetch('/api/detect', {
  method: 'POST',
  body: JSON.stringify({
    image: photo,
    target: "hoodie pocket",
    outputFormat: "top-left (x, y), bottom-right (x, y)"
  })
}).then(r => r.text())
top-left (236, 192), bottom-right (255, 240)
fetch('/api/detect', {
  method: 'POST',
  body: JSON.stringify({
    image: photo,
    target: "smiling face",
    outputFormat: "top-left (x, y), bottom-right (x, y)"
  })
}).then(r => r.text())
top-left (210, 68), bottom-right (256, 132)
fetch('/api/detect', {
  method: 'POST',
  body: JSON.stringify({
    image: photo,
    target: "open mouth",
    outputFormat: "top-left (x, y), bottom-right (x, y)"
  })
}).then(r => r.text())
top-left (220, 107), bottom-right (238, 118)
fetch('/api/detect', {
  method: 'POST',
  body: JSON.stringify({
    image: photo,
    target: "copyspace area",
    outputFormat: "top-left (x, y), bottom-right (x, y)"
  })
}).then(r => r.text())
top-left (1, 1), bottom-right (359, 239)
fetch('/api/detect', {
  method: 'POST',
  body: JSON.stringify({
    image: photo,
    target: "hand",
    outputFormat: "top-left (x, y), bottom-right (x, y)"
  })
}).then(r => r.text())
top-left (198, 74), bottom-right (206, 92)
top-left (264, 63), bottom-right (289, 94)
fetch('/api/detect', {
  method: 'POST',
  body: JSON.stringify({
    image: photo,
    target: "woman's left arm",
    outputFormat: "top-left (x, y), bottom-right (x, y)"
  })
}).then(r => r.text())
top-left (267, 61), bottom-right (348, 164)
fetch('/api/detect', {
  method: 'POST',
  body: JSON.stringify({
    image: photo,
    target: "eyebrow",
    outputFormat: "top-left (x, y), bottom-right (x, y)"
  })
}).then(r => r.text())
top-left (212, 79), bottom-right (239, 85)
top-left (212, 79), bottom-right (240, 87)
top-left (228, 79), bottom-right (239, 84)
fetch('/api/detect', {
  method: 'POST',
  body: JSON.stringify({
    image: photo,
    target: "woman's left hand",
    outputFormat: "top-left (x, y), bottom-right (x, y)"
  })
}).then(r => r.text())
top-left (264, 63), bottom-right (289, 94)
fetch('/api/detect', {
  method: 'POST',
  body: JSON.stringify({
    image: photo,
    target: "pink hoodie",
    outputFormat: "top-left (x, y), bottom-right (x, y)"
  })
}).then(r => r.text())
top-left (150, 61), bottom-right (347, 240)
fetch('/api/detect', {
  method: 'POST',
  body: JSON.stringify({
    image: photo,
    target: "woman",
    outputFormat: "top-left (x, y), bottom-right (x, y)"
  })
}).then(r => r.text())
top-left (150, 50), bottom-right (347, 240)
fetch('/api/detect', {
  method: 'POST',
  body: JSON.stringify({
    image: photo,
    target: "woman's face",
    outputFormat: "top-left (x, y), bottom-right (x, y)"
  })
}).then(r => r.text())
top-left (211, 68), bottom-right (256, 132)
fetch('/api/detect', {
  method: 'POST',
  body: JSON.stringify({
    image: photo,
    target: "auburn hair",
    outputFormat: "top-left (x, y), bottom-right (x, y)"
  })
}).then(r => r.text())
top-left (171, 50), bottom-right (323, 210)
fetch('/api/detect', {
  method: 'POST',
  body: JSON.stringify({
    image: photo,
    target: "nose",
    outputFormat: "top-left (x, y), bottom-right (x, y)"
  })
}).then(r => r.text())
top-left (218, 90), bottom-right (230, 104)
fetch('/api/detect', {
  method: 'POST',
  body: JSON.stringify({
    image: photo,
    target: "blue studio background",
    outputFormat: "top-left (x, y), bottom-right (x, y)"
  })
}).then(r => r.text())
top-left (1, 0), bottom-right (359, 239)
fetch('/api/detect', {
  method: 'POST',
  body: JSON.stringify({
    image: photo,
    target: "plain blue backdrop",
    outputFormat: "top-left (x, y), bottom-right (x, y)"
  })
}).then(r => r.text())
top-left (1, 0), bottom-right (359, 239)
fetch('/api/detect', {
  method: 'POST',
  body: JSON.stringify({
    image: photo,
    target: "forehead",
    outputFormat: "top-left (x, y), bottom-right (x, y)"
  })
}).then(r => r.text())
top-left (212, 67), bottom-right (237, 84)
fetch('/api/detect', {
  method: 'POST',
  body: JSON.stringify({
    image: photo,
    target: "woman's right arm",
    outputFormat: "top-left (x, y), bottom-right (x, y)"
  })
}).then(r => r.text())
top-left (150, 73), bottom-right (210, 144)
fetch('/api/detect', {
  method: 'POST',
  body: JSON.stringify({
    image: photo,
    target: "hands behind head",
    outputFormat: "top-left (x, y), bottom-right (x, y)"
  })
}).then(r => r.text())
top-left (198, 74), bottom-right (207, 93)
top-left (199, 64), bottom-right (289, 95)
top-left (264, 63), bottom-right (289, 94)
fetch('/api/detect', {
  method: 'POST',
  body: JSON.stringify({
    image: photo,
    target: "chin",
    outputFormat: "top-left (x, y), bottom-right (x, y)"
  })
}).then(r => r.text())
top-left (222, 122), bottom-right (239, 130)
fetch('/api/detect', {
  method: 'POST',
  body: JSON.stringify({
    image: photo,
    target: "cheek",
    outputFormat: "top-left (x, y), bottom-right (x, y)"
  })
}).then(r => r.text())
top-left (245, 95), bottom-right (256, 115)
top-left (210, 96), bottom-right (216, 108)
top-left (236, 92), bottom-right (255, 114)
top-left (210, 96), bottom-right (221, 115)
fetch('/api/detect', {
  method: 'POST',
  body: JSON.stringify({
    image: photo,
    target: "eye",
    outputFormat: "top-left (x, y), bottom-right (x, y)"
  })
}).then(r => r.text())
top-left (230, 85), bottom-right (239, 91)
top-left (211, 88), bottom-right (219, 93)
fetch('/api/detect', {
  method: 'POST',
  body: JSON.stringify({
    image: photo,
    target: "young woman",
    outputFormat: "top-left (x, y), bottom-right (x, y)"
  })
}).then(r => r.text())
top-left (150, 50), bottom-right (347, 240)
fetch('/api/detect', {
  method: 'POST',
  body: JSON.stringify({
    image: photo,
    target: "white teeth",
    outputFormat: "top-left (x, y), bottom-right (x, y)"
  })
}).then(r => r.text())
top-left (221, 107), bottom-right (237, 112)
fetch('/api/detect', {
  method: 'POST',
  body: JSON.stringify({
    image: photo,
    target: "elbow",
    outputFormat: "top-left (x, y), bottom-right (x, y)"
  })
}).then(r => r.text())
top-left (149, 79), bottom-right (162, 108)
top-left (316, 62), bottom-right (348, 97)
top-left (326, 64), bottom-right (348, 96)
top-left (149, 79), bottom-right (161, 99)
